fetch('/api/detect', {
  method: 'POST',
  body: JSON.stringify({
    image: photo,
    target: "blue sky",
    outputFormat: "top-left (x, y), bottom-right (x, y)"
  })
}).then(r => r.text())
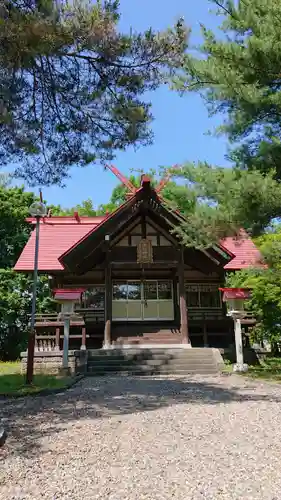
top-left (32, 0), bottom-right (230, 208)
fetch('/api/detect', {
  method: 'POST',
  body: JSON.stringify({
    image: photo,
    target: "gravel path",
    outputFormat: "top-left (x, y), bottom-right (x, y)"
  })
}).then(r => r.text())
top-left (1, 374), bottom-right (281, 500)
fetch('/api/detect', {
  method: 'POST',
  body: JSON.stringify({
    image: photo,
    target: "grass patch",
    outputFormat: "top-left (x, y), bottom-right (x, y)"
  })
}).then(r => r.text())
top-left (245, 357), bottom-right (281, 382)
top-left (0, 361), bottom-right (21, 375)
top-left (222, 357), bottom-right (281, 381)
top-left (222, 363), bottom-right (233, 374)
top-left (0, 361), bottom-right (71, 396)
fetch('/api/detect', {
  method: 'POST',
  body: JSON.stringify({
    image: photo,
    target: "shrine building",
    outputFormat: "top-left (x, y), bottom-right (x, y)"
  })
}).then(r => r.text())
top-left (14, 172), bottom-right (263, 352)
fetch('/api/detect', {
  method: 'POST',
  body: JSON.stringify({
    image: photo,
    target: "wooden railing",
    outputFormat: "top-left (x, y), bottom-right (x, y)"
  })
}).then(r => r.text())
top-left (241, 312), bottom-right (256, 325)
top-left (34, 310), bottom-right (105, 351)
top-left (34, 313), bottom-right (86, 351)
top-left (188, 309), bottom-right (255, 324)
top-left (35, 313), bottom-right (84, 326)
top-left (188, 309), bottom-right (225, 322)
top-left (75, 308), bottom-right (105, 324)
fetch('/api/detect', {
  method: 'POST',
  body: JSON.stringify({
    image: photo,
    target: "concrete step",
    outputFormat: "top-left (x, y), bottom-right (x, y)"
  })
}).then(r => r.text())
top-left (87, 349), bottom-right (213, 356)
top-left (87, 359), bottom-right (217, 367)
top-left (87, 359), bottom-right (216, 368)
top-left (114, 340), bottom-right (182, 346)
top-left (88, 363), bottom-right (217, 372)
top-left (118, 334), bottom-right (182, 339)
top-left (87, 348), bottom-right (214, 357)
top-left (86, 348), bottom-right (222, 376)
top-left (87, 360), bottom-right (218, 371)
top-left (87, 352), bottom-right (216, 361)
top-left (115, 335), bottom-right (182, 345)
top-left (87, 366), bottom-right (219, 375)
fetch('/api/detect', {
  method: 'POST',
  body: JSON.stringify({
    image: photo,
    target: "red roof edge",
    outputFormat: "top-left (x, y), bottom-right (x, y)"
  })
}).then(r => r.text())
top-left (219, 288), bottom-right (251, 300)
top-left (26, 216), bottom-right (105, 225)
top-left (53, 288), bottom-right (86, 301)
top-left (217, 242), bottom-right (235, 260)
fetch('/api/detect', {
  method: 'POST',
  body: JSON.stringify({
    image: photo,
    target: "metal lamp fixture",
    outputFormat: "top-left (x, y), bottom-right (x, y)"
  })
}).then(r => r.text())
top-left (29, 201), bottom-right (47, 218)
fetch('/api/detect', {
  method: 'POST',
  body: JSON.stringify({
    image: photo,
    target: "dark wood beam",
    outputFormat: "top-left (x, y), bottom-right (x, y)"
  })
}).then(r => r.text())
top-left (104, 247), bottom-right (112, 347)
top-left (61, 201), bottom-right (138, 271)
top-left (183, 248), bottom-right (220, 275)
top-left (141, 215), bottom-right (146, 239)
top-left (178, 247), bottom-right (189, 344)
top-left (173, 277), bottom-right (180, 327)
top-left (110, 262), bottom-right (178, 269)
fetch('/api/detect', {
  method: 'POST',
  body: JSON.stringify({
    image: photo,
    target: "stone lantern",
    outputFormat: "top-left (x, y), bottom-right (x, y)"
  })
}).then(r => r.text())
top-left (53, 288), bottom-right (86, 370)
top-left (54, 288), bottom-right (85, 316)
top-left (219, 287), bottom-right (251, 372)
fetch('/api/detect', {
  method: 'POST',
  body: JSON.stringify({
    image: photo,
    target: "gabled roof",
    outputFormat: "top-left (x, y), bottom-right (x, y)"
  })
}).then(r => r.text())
top-left (14, 218), bottom-right (264, 273)
top-left (14, 188), bottom-right (264, 272)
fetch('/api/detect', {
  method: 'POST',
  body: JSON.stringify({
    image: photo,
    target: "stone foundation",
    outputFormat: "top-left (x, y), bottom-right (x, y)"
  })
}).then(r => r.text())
top-left (20, 350), bottom-right (88, 375)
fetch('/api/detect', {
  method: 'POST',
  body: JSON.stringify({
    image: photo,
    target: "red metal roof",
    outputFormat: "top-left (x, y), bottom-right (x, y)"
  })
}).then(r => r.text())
top-left (14, 219), bottom-right (102, 271)
top-left (26, 216), bottom-right (105, 225)
top-left (14, 217), bottom-right (264, 272)
top-left (219, 288), bottom-right (251, 300)
top-left (222, 230), bottom-right (265, 270)
top-left (53, 288), bottom-right (86, 301)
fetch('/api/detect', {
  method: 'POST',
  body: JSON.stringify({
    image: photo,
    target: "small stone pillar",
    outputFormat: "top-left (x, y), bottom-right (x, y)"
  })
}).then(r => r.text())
top-left (233, 317), bottom-right (248, 372)
top-left (81, 327), bottom-right (87, 350)
top-left (62, 316), bottom-right (70, 370)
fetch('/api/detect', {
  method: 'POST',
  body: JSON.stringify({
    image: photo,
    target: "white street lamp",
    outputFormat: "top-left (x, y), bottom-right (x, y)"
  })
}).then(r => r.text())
top-left (26, 198), bottom-right (47, 384)
top-left (220, 287), bottom-right (251, 373)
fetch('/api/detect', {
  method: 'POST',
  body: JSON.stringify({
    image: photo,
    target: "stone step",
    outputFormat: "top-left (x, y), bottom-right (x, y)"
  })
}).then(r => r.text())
top-left (88, 347), bottom-right (213, 352)
top-left (87, 364), bottom-right (217, 373)
top-left (87, 357), bottom-right (217, 366)
top-left (87, 362), bottom-right (218, 371)
top-left (87, 348), bottom-right (214, 356)
top-left (115, 340), bottom-right (183, 344)
top-left (117, 333), bottom-right (182, 339)
top-left (87, 367), bottom-right (219, 376)
top-left (87, 355), bottom-right (216, 363)
top-left (87, 352), bottom-right (215, 360)
top-left (87, 358), bottom-right (218, 368)
top-left (117, 331), bottom-right (181, 336)
top-left (86, 347), bottom-right (222, 376)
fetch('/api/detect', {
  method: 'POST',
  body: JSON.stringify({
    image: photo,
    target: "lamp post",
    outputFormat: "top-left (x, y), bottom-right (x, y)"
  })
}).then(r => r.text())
top-left (220, 287), bottom-right (251, 373)
top-left (26, 200), bottom-right (47, 385)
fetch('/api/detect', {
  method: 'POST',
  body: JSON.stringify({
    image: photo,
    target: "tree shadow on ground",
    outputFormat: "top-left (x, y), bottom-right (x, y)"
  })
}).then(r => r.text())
top-left (1, 375), bottom-right (280, 457)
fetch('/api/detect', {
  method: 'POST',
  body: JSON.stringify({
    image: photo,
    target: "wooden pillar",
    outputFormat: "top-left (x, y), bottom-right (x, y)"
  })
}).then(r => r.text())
top-left (104, 249), bottom-right (112, 348)
top-left (81, 326), bottom-right (86, 350)
top-left (178, 247), bottom-right (189, 344)
top-left (172, 277), bottom-right (180, 327)
top-left (203, 321), bottom-right (208, 347)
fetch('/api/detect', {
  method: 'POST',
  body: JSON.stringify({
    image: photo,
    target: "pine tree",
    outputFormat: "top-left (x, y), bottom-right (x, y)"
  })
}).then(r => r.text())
top-left (167, 163), bottom-right (281, 246)
top-left (173, 0), bottom-right (281, 180)
top-left (0, 1), bottom-right (187, 184)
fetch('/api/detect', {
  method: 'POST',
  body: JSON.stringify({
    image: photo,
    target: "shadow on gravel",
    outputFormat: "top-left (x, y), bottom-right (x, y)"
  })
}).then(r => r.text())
top-left (1, 376), bottom-right (280, 457)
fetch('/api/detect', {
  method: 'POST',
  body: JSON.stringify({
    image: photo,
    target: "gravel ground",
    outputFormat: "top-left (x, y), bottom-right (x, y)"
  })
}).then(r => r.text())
top-left (1, 374), bottom-right (281, 500)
